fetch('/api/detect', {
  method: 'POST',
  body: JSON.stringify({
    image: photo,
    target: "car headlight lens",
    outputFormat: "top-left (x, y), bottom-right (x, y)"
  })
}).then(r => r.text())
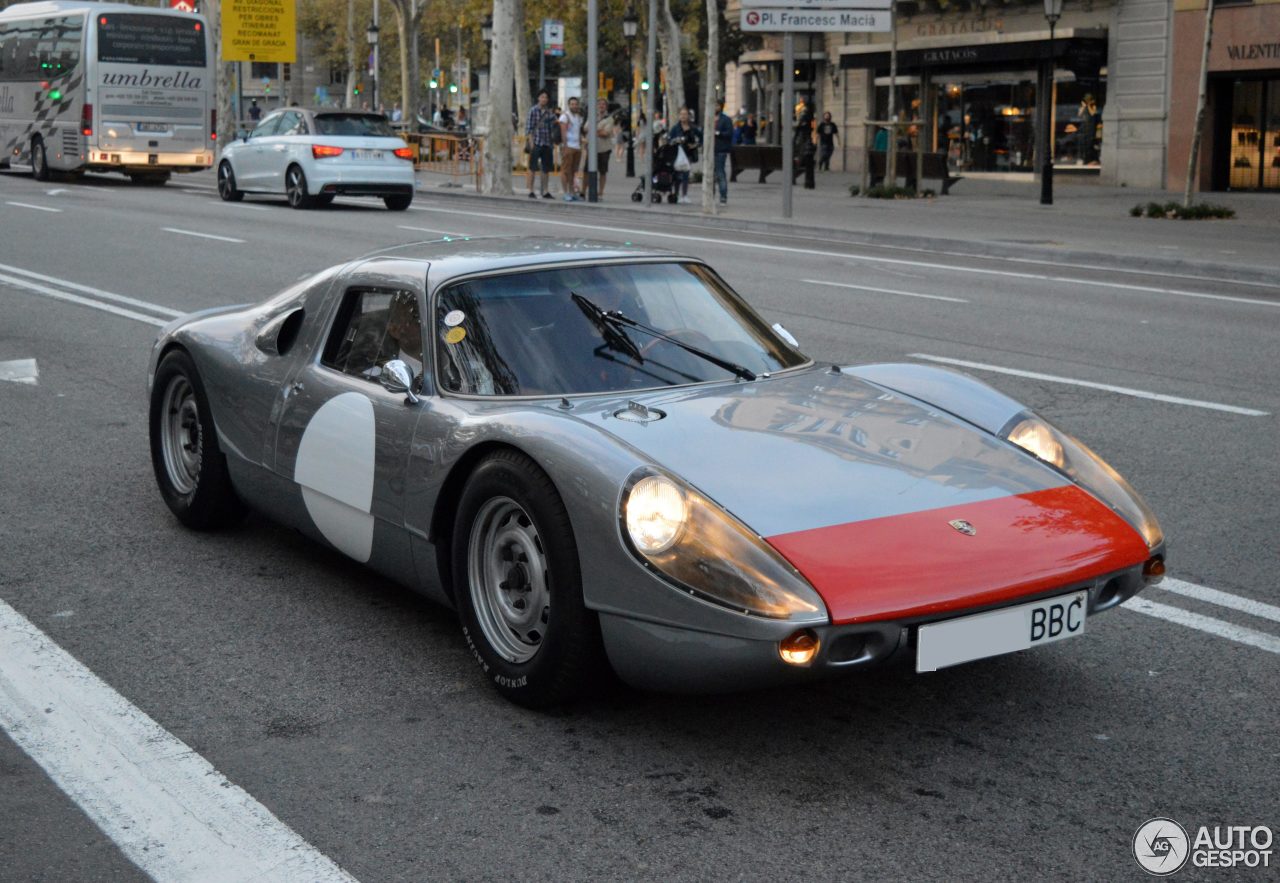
top-left (1001, 412), bottom-right (1164, 550)
top-left (621, 470), bottom-right (828, 622)
top-left (624, 475), bottom-right (689, 554)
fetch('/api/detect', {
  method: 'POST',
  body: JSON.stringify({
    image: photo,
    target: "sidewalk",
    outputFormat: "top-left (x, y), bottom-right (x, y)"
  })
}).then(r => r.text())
top-left (416, 166), bottom-right (1280, 282)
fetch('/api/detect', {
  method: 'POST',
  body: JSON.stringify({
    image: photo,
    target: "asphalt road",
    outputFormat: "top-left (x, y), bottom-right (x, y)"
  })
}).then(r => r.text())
top-left (1, 170), bottom-right (1277, 882)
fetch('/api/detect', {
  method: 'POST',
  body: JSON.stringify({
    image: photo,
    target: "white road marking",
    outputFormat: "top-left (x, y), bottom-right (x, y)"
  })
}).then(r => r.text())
top-left (909, 353), bottom-right (1270, 417)
top-left (0, 272), bottom-right (167, 326)
top-left (803, 278), bottom-right (968, 303)
top-left (5, 200), bottom-right (62, 213)
top-left (0, 598), bottom-right (357, 882)
top-left (397, 224), bottom-right (467, 237)
top-left (1161, 577), bottom-right (1280, 625)
top-left (45, 188), bottom-right (69, 195)
top-left (1123, 597), bottom-right (1280, 656)
top-left (162, 227), bottom-right (246, 243)
top-left (0, 262), bottom-right (182, 317)
top-left (0, 358), bottom-right (39, 385)
top-left (409, 205), bottom-right (1280, 306)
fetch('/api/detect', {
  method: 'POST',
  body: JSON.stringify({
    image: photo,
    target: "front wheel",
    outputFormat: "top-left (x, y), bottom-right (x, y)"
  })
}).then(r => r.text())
top-left (285, 164), bottom-right (314, 209)
top-left (384, 193), bottom-right (413, 211)
top-left (149, 350), bottom-right (245, 529)
top-left (31, 137), bottom-right (49, 181)
top-left (452, 450), bottom-right (607, 707)
top-left (217, 162), bottom-right (244, 201)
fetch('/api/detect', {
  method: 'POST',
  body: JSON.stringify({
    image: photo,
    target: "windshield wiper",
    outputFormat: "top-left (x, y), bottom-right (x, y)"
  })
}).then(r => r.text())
top-left (571, 292), bottom-right (644, 364)
top-left (607, 311), bottom-right (757, 382)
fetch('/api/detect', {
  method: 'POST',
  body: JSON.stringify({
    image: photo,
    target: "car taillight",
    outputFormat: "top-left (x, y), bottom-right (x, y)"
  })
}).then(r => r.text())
top-left (393, 147), bottom-right (415, 160)
top-left (81, 103), bottom-right (92, 137)
top-left (312, 145), bottom-right (344, 158)
top-left (210, 109), bottom-right (216, 141)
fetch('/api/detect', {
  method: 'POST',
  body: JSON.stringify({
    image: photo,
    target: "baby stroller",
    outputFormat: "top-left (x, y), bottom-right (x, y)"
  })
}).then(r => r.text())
top-left (631, 134), bottom-right (680, 203)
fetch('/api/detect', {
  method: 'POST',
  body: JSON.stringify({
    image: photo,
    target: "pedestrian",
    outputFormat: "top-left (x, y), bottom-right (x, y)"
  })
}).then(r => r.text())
top-left (636, 112), bottom-right (647, 167)
top-left (558, 96), bottom-right (584, 201)
top-left (817, 111), bottom-right (839, 171)
top-left (793, 103), bottom-right (816, 190)
top-left (248, 98), bottom-right (261, 122)
top-left (595, 98), bottom-right (616, 198)
top-left (525, 89), bottom-right (557, 199)
top-left (712, 100), bottom-right (732, 206)
top-left (667, 106), bottom-right (701, 204)
top-left (391, 103), bottom-right (403, 123)
top-left (742, 113), bottom-right (757, 145)
top-left (1077, 94), bottom-right (1098, 165)
top-left (455, 107), bottom-right (468, 132)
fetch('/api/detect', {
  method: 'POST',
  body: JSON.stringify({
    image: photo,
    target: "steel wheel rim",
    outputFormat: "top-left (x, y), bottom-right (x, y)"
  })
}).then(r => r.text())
top-left (467, 497), bottom-right (549, 664)
top-left (32, 142), bottom-right (44, 175)
top-left (287, 168), bottom-right (303, 206)
top-left (160, 375), bottom-right (201, 495)
top-left (218, 164), bottom-right (233, 198)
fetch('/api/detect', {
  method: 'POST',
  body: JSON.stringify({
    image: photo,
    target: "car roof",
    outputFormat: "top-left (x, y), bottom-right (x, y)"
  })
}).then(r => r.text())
top-left (356, 237), bottom-right (687, 288)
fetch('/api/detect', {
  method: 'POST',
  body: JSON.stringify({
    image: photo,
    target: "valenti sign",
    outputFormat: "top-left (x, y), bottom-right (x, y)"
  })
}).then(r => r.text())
top-left (741, 8), bottom-right (890, 31)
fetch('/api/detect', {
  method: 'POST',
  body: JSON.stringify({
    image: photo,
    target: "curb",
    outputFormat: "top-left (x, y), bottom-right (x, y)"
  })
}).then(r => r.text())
top-left (413, 180), bottom-right (1280, 287)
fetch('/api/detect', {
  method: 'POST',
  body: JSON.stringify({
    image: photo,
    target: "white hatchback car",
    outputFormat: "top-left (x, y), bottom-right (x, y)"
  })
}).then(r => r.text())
top-left (217, 108), bottom-right (417, 210)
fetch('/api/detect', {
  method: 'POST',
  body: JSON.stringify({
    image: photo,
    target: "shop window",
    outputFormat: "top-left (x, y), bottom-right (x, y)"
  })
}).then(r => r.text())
top-left (1226, 79), bottom-right (1280, 190)
top-left (250, 61), bottom-right (277, 81)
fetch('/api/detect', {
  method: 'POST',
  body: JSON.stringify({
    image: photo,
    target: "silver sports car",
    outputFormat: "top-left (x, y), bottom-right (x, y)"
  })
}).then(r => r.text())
top-left (147, 239), bottom-right (1166, 707)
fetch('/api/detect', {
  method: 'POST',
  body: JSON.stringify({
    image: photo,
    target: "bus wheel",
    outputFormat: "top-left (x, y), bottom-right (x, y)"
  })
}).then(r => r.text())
top-left (31, 137), bottom-right (49, 181)
top-left (285, 165), bottom-right (314, 209)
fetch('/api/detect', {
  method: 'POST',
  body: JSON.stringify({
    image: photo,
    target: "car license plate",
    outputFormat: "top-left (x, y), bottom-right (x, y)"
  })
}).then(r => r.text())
top-left (136, 123), bottom-right (168, 133)
top-left (916, 590), bottom-right (1087, 672)
top-left (351, 149), bottom-right (383, 161)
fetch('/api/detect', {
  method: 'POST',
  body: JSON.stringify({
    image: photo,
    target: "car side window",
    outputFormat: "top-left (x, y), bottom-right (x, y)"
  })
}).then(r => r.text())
top-left (321, 288), bottom-right (424, 386)
top-left (278, 111), bottom-right (306, 136)
top-left (250, 114), bottom-right (283, 139)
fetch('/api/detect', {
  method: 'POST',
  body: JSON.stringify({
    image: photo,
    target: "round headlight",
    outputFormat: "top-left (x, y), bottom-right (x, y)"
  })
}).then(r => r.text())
top-left (1006, 417), bottom-right (1066, 468)
top-left (625, 475), bottom-right (688, 554)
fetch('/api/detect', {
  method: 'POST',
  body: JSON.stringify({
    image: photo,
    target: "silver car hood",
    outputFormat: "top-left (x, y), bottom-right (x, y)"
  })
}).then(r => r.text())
top-left (574, 368), bottom-right (1066, 539)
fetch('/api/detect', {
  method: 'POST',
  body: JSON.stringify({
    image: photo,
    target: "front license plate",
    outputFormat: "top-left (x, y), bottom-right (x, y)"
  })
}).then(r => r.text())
top-left (916, 591), bottom-right (1087, 672)
top-left (135, 123), bottom-right (168, 133)
top-left (351, 149), bottom-right (384, 161)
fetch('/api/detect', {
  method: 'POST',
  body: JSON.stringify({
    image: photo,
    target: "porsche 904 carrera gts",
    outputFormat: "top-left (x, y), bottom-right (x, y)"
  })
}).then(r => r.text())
top-left (148, 239), bottom-right (1165, 707)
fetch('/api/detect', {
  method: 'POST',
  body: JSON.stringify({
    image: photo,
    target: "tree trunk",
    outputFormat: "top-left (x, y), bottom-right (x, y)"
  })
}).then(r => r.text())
top-left (203, 0), bottom-right (235, 146)
top-left (345, 0), bottom-right (357, 108)
top-left (512, 0), bottom-right (531, 125)
top-left (1184, 0), bottom-right (1216, 207)
top-left (483, 0), bottom-right (515, 194)
top-left (658, 0), bottom-right (683, 117)
top-left (700, 0), bottom-right (718, 212)
top-left (387, 0), bottom-right (422, 115)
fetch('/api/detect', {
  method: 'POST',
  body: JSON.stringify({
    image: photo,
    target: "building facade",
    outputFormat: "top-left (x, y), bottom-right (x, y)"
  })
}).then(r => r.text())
top-left (725, 0), bottom-right (1175, 189)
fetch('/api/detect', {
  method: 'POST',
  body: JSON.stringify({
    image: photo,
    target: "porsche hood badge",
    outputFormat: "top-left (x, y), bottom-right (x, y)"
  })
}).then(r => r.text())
top-left (948, 519), bottom-right (977, 536)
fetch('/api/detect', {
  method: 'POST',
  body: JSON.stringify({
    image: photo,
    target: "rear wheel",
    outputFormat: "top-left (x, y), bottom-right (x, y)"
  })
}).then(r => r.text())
top-left (149, 350), bottom-right (245, 529)
top-left (217, 161), bottom-right (244, 201)
top-left (285, 164), bottom-right (314, 209)
top-left (31, 136), bottom-right (49, 181)
top-left (452, 450), bottom-right (607, 707)
top-left (384, 193), bottom-right (412, 211)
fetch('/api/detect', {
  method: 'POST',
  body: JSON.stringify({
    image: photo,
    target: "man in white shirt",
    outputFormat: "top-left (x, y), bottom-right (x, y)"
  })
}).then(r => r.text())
top-left (558, 97), bottom-right (584, 201)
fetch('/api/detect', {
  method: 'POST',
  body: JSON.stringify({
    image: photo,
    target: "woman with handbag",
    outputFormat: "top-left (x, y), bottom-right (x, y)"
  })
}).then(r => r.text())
top-left (667, 107), bottom-right (701, 204)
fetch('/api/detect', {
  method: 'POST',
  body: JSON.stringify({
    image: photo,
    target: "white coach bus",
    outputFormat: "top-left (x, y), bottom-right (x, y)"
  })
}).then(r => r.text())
top-left (0, 0), bottom-right (214, 184)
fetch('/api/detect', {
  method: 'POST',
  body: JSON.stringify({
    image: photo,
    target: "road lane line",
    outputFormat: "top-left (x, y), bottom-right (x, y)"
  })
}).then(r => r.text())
top-left (0, 262), bottom-right (183, 317)
top-left (162, 227), bottom-right (245, 243)
top-left (909, 353), bottom-right (1270, 417)
top-left (0, 358), bottom-right (39, 385)
top-left (407, 205), bottom-right (1280, 308)
top-left (1122, 596), bottom-right (1280, 656)
top-left (0, 272), bottom-right (168, 326)
top-left (804, 278), bottom-right (968, 303)
top-left (1161, 577), bottom-right (1280, 625)
top-left (398, 224), bottom-right (467, 237)
top-left (0, 598), bottom-right (357, 882)
top-left (5, 200), bottom-right (62, 213)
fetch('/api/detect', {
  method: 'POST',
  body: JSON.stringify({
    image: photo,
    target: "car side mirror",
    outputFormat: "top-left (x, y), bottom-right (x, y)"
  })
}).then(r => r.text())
top-left (380, 359), bottom-right (420, 405)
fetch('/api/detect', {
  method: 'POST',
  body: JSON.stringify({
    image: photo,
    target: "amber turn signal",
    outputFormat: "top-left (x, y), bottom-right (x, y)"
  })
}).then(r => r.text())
top-left (1143, 555), bottom-right (1166, 583)
top-left (779, 629), bottom-right (820, 666)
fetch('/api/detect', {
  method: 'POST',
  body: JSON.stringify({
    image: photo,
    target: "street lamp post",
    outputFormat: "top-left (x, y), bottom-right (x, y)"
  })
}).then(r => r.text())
top-left (482, 14), bottom-right (493, 119)
top-left (623, 4), bottom-right (638, 178)
top-left (366, 21), bottom-right (380, 112)
top-left (1040, 0), bottom-right (1062, 205)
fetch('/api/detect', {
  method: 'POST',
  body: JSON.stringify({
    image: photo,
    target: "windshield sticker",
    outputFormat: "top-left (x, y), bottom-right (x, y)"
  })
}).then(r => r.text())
top-left (444, 327), bottom-right (467, 345)
top-left (444, 309), bottom-right (466, 327)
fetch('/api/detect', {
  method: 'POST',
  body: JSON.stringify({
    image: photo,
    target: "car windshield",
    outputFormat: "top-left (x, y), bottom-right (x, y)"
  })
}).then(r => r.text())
top-left (434, 261), bottom-right (807, 396)
top-left (313, 113), bottom-right (397, 137)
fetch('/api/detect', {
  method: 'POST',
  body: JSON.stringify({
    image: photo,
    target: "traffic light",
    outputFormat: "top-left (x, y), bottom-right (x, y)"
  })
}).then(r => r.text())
top-left (428, 77), bottom-right (438, 89)
top-left (640, 79), bottom-right (650, 91)
top-left (282, 63), bottom-right (291, 82)
top-left (448, 82), bottom-right (458, 94)
top-left (353, 83), bottom-right (362, 95)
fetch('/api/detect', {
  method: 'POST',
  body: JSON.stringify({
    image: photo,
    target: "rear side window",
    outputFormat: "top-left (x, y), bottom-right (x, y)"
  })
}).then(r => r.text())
top-left (0, 16), bottom-right (81, 81)
top-left (314, 114), bottom-right (396, 137)
top-left (97, 13), bottom-right (206, 67)
top-left (322, 289), bottom-right (424, 385)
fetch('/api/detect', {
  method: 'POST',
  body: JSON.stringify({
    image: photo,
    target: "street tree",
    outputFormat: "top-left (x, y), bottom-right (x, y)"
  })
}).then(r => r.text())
top-left (482, 0), bottom-right (515, 193)
top-left (699, 0), bottom-right (717, 212)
